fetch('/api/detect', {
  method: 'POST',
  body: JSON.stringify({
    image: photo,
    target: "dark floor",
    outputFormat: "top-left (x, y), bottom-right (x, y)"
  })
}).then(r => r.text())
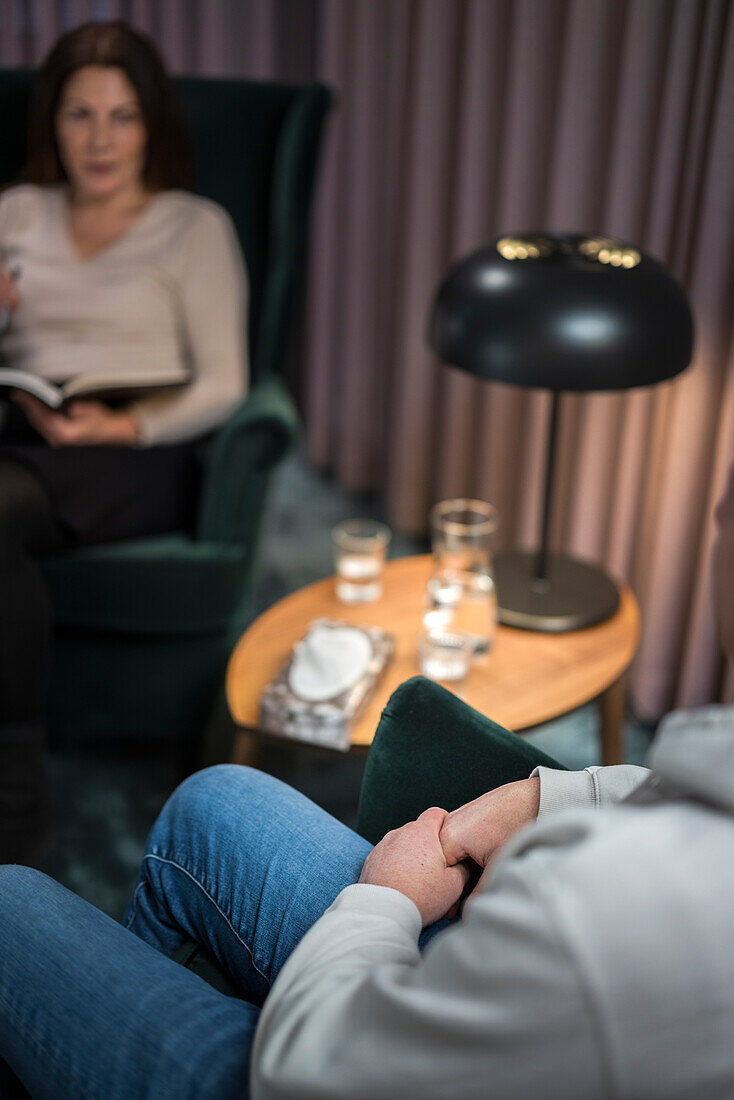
top-left (40, 451), bottom-right (655, 921)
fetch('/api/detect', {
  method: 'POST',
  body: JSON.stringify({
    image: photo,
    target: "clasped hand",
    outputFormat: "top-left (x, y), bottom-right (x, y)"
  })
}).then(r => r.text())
top-left (358, 778), bottom-right (540, 926)
top-left (11, 392), bottom-right (139, 447)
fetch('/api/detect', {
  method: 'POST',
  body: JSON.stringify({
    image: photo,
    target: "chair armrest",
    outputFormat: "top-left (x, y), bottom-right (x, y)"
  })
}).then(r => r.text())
top-left (196, 374), bottom-right (298, 543)
top-left (356, 676), bottom-right (566, 844)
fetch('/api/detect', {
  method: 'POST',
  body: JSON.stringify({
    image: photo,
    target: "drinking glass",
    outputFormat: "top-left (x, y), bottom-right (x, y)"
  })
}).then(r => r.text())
top-left (416, 627), bottom-right (474, 682)
top-left (419, 499), bottom-right (498, 676)
top-left (332, 519), bottom-right (391, 604)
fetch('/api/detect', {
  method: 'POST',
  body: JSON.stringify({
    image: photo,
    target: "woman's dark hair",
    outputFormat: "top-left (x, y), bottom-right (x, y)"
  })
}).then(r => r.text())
top-left (23, 21), bottom-right (193, 191)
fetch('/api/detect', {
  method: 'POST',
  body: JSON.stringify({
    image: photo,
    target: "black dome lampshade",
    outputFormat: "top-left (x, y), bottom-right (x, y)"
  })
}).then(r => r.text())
top-left (428, 233), bottom-right (694, 632)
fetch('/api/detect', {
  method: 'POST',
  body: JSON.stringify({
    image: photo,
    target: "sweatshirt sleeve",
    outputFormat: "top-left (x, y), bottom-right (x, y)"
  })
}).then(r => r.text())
top-left (251, 869), bottom-right (605, 1100)
top-left (531, 764), bottom-right (649, 820)
top-left (130, 202), bottom-right (249, 445)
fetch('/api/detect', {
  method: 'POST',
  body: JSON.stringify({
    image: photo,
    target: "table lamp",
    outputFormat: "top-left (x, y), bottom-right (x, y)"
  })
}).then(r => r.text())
top-left (428, 233), bottom-right (694, 632)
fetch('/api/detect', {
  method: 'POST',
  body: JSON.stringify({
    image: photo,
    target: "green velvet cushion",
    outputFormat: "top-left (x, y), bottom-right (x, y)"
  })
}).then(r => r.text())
top-left (357, 676), bottom-right (567, 845)
top-left (40, 536), bottom-right (246, 635)
top-left (48, 630), bottom-right (232, 738)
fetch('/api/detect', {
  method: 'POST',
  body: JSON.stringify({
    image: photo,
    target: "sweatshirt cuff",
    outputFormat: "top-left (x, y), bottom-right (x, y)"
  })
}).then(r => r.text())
top-left (530, 765), bottom-right (598, 820)
top-left (329, 883), bottom-right (423, 939)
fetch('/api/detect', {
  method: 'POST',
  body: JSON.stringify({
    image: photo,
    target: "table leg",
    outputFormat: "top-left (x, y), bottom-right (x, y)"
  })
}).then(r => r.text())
top-left (599, 676), bottom-right (626, 766)
top-left (231, 729), bottom-right (261, 769)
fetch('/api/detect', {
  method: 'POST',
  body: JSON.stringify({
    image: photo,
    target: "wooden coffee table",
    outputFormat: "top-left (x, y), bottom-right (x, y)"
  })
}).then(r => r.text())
top-left (227, 555), bottom-right (640, 766)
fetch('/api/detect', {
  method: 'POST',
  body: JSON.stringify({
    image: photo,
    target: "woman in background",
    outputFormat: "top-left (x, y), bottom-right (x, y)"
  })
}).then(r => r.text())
top-left (0, 21), bottom-right (249, 863)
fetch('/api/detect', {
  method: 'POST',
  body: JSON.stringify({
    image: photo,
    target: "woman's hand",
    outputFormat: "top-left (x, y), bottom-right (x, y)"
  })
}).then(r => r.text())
top-left (0, 265), bottom-right (20, 322)
top-left (439, 778), bottom-right (541, 898)
top-left (11, 392), bottom-right (139, 446)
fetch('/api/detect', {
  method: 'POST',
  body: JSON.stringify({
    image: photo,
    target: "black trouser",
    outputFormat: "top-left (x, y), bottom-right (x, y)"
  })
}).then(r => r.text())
top-left (0, 461), bottom-right (67, 724)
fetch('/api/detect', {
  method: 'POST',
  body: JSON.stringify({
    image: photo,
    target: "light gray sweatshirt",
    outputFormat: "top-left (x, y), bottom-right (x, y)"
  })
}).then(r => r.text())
top-left (252, 706), bottom-right (734, 1098)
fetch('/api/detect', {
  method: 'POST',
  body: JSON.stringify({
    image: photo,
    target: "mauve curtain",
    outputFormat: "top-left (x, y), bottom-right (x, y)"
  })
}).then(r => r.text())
top-left (1, 0), bottom-right (733, 722)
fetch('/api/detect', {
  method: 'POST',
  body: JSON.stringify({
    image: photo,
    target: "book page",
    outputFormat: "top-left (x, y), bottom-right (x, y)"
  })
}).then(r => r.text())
top-left (0, 368), bottom-right (63, 408)
top-left (64, 368), bottom-right (190, 400)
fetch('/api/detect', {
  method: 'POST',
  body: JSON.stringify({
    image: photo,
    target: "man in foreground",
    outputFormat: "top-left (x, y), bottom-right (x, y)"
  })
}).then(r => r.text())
top-left (2, 466), bottom-right (734, 1097)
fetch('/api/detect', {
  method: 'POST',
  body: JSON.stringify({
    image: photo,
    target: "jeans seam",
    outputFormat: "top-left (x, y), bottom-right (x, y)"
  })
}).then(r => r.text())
top-left (132, 852), bottom-right (271, 988)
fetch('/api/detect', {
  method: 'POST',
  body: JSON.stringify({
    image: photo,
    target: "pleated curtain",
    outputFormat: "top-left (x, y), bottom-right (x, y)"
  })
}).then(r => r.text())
top-left (2, 0), bottom-right (733, 722)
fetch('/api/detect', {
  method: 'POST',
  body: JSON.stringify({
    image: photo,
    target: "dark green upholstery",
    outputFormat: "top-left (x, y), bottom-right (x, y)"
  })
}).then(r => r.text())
top-left (0, 70), bottom-right (332, 738)
top-left (357, 676), bottom-right (567, 844)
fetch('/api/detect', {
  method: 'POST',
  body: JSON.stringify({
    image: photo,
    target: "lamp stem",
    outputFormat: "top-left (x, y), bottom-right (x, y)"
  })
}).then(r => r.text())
top-left (535, 391), bottom-right (560, 582)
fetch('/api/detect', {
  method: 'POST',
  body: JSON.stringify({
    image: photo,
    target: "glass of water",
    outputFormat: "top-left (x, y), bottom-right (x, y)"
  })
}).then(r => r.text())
top-left (333, 519), bottom-right (391, 604)
top-left (419, 499), bottom-right (498, 678)
top-left (417, 627), bottom-right (474, 682)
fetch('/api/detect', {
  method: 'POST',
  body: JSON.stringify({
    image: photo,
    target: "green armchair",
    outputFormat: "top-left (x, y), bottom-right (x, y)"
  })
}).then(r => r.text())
top-left (0, 70), bottom-right (332, 739)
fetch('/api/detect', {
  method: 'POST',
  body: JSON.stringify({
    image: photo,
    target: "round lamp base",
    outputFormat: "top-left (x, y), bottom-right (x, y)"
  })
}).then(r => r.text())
top-left (494, 549), bottom-right (620, 633)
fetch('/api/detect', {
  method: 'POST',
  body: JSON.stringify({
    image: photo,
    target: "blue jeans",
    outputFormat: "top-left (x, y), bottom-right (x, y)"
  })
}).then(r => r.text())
top-left (0, 765), bottom-right (445, 1099)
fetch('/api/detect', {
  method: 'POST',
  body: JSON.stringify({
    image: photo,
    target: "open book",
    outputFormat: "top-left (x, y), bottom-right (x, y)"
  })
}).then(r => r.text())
top-left (0, 367), bottom-right (190, 410)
